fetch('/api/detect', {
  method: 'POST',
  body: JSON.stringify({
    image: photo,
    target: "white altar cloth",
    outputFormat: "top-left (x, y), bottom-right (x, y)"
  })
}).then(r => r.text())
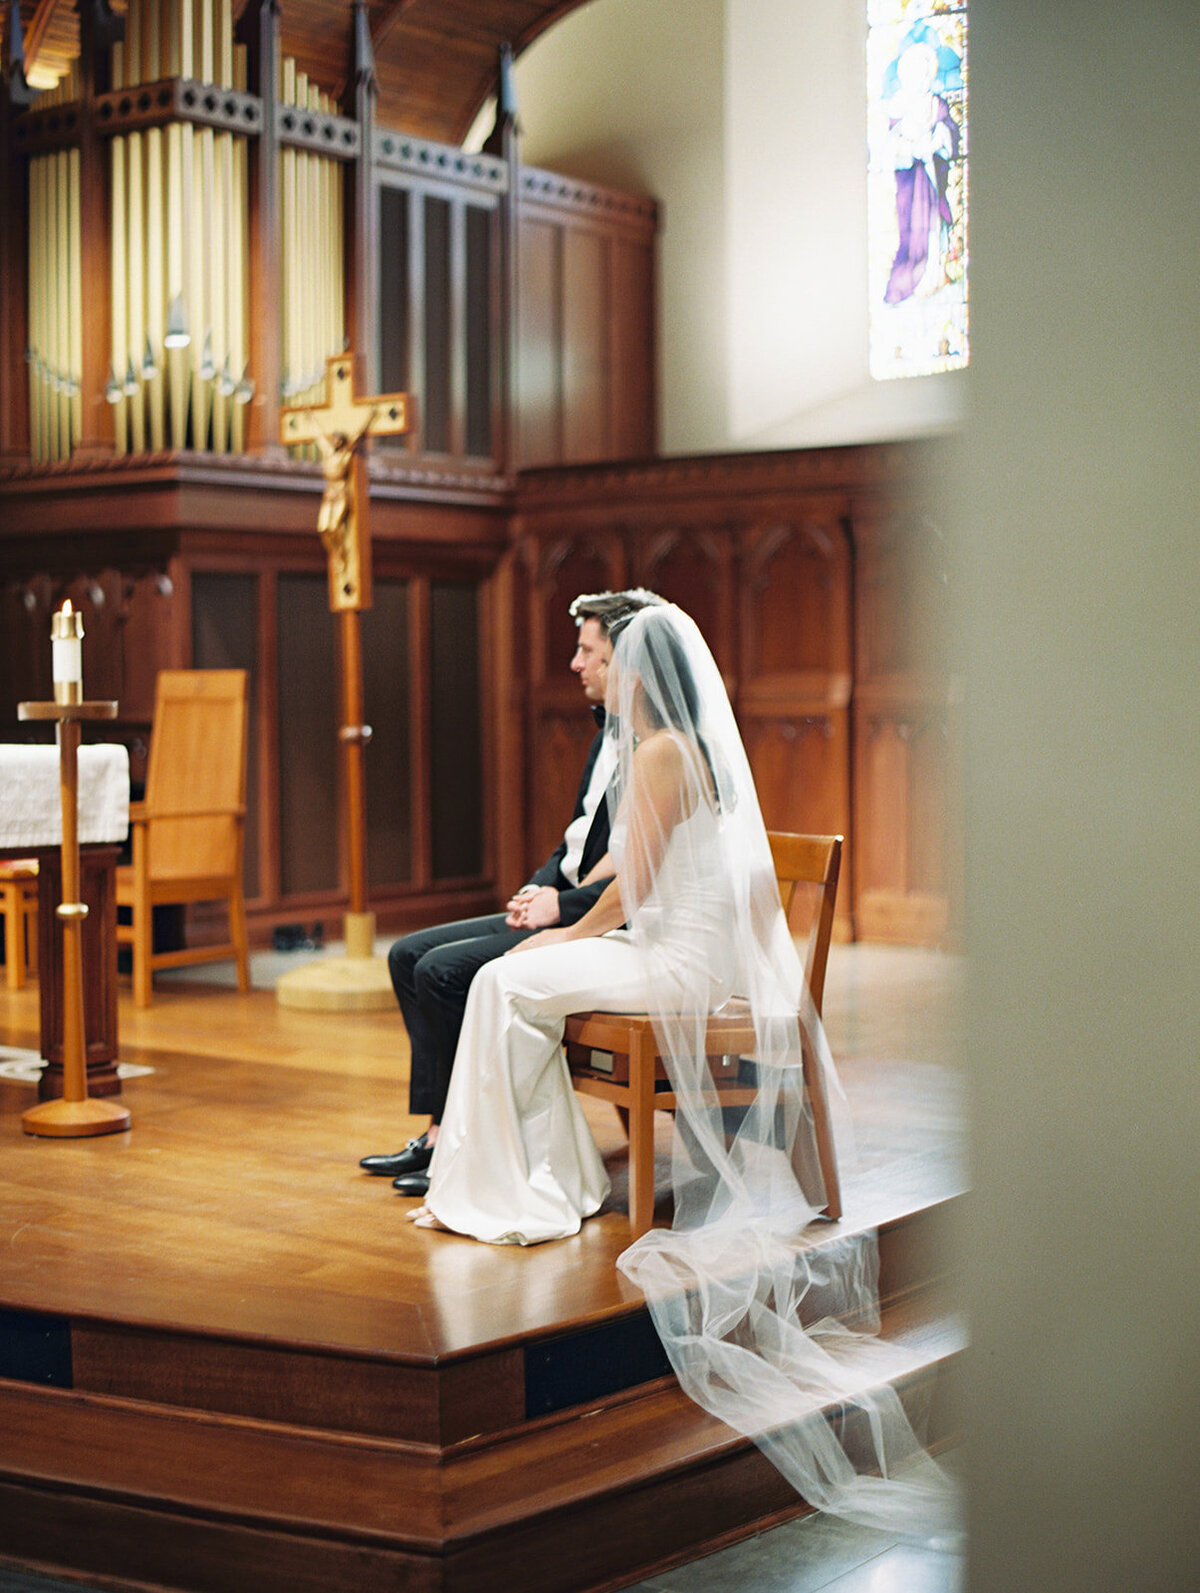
top-left (0, 744), bottom-right (130, 849)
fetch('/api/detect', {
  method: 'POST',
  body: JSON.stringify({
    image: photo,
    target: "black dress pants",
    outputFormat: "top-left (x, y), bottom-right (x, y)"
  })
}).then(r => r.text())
top-left (387, 913), bottom-right (535, 1122)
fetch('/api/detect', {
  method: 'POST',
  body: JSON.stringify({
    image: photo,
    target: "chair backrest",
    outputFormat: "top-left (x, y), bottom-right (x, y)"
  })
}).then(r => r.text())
top-left (766, 832), bottom-right (843, 1015)
top-left (143, 670), bottom-right (248, 879)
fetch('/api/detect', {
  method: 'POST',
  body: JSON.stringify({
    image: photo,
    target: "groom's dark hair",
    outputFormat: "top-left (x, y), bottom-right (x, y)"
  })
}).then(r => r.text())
top-left (568, 588), bottom-right (664, 638)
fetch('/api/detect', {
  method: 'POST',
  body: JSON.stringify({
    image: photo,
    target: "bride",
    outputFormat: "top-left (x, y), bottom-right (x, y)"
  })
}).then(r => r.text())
top-left (410, 601), bottom-right (741, 1244)
top-left (410, 602), bottom-right (958, 1541)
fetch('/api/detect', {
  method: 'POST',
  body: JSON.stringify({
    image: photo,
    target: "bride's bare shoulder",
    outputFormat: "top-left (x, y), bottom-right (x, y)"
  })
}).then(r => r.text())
top-left (633, 730), bottom-right (690, 787)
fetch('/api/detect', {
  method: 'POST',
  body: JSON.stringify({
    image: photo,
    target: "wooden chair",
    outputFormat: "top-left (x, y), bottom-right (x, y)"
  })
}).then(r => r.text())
top-left (0, 860), bottom-right (38, 990)
top-left (565, 832), bottom-right (843, 1238)
top-left (116, 670), bottom-right (251, 1006)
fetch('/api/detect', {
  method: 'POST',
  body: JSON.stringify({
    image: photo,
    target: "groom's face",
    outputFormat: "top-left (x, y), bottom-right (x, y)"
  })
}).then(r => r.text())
top-left (571, 617), bottom-right (611, 704)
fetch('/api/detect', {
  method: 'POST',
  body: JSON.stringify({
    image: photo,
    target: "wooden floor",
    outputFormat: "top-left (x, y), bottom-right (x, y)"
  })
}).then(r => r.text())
top-left (0, 944), bottom-right (966, 1593)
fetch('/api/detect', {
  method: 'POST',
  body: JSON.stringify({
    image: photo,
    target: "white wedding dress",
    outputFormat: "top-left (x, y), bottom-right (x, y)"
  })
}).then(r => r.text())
top-left (422, 793), bottom-right (735, 1245)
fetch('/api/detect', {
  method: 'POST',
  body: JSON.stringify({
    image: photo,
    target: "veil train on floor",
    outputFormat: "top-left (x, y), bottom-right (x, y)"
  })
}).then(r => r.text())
top-left (605, 604), bottom-right (960, 1544)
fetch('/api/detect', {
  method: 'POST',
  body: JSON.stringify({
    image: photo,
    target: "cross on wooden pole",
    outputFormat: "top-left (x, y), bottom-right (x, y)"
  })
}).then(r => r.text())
top-left (277, 356), bottom-right (411, 1005)
top-left (280, 354), bottom-right (409, 612)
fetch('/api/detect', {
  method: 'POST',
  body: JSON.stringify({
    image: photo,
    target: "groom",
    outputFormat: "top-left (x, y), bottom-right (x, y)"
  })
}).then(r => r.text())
top-left (360, 587), bottom-right (664, 1197)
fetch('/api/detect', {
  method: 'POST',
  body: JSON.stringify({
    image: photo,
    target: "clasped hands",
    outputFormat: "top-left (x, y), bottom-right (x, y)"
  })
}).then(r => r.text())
top-left (505, 884), bottom-right (561, 931)
top-left (504, 885), bottom-right (572, 955)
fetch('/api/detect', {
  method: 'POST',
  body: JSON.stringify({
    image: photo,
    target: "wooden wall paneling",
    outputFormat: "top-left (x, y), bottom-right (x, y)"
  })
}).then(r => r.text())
top-left (473, 554), bottom-right (498, 889)
top-left (428, 577), bottom-right (484, 881)
top-left (738, 508), bottom-right (853, 927)
top-left (488, 550), bottom-right (523, 896)
top-left (515, 214), bottom-right (561, 468)
top-left (377, 180), bottom-right (410, 400)
top-left (360, 578), bottom-right (413, 888)
top-left (635, 525), bottom-right (737, 681)
top-left (740, 510), bottom-right (852, 683)
top-left (119, 566), bottom-right (185, 724)
top-left (518, 169), bottom-right (658, 471)
top-left (854, 706), bottom-right (909, 934)
top-left (851, 498), bottom-right (958, 946)
top-left (0, 578), bottom-right (52, 725)
top-left (407, 575), bottom-right (433, 890)
top-left (853, 703), bottom-right (952, 946)
top-left (421, 192), bottom-right (453, 455)
top-left (0, 582), bottom-right (37, 721)
top-left (1, 576), bottom-right (69, 715)
top-left (372, 134), bottom-right (511, 479)
top-left (611, 232), bottom-right (656, 458)
top-left (447, 197), bottom-right (467, 459)
top-left (0, 570), bottom-right (174, 738)
top-left (163, 555), bottom-right (193, 675)
top-left (526, 701), bottom-right (603, 882)
top-left (2, 570), bottom-right (181, 778)
top-left (853, 502), bottom-right (949, 684)
top-left (486, 84), bottom-right (519, 477)
top-left (526, 527), bottom-right (625, 692)
top-left (276, 571), bottom-right (341, 900)
top-left (464, 197), bottom-right (496, 460)
top-left (191, 567), bottom-right (265, 903)
top-left (740, 709), bottom-right (849, 841)
top-left (561, 224), bottom-right (609, 463)
top-left (520, 524), bottom-right (625, 874)
top-left (408, 182), bottom-right (428, 459)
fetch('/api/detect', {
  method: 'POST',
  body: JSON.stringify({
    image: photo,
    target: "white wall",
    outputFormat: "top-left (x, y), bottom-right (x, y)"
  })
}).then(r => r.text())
top-left (726, 0), bottom-right (964, 447)
top-left (954, 2), bottom-right (1200, 1588)
top-left (512, 0), bottom-right (965, 454)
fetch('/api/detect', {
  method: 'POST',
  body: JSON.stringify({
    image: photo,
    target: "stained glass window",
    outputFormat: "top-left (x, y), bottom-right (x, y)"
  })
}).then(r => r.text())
top-left (867, 1), bottom-right (969, 380)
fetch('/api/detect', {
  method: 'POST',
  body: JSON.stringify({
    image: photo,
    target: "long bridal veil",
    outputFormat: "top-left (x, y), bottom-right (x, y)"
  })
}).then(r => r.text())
top-left (604, 604), bottom-right (960, 1542)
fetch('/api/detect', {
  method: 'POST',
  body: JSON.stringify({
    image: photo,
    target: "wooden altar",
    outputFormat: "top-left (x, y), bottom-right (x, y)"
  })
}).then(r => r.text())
top-left (0, 745), bottom-right (129, 1099)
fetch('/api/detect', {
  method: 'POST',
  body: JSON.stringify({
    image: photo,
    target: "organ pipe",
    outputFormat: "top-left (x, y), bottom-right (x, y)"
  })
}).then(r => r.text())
top-left (25, 0), bottom-right (345, 462)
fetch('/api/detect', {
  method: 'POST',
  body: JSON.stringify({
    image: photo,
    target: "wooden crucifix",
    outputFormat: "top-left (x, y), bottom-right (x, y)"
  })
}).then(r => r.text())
top-left (281, 354), bottom-right (409, 612)
top-left (278, 355), bottom-right (410, 993)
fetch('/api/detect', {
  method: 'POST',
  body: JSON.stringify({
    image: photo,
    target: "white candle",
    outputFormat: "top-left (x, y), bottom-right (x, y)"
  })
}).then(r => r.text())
top-left (51, 600), bottom-right (84, 704)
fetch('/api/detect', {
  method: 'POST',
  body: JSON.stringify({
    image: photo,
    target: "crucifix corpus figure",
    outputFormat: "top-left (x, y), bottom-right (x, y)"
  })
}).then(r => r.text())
top-left (275, 355), bottom-right (412, 1010)
top-left (313, 409), bottom-right (375, 607)
top-left (280, 354), bottom-right (410, 611)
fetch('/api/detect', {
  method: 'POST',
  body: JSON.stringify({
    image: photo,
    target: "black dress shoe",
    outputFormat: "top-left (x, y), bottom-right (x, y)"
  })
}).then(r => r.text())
top-left (360, 1134), bottom-right (432, 1177)
top-left (393, 1171), bottom-right (430, 1197)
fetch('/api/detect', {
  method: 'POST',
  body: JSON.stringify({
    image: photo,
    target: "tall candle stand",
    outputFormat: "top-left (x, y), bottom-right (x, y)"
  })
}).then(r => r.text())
top-left (18, 688), bottom-right (130, 1138)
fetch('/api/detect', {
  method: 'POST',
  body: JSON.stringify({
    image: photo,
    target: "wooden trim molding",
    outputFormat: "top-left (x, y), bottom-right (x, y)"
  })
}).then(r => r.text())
top-left (277, 100), bottom-right (359, 157)
top-left (520, 165), bottom-right (658, 231)
top-left (375, 129), bottom-right (508, 194)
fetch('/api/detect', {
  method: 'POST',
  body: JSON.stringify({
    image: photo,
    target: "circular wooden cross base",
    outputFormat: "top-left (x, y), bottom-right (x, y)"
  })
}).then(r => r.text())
top-left (275, 956), bottom-right (394, 1012)
top-left (275, 914), bottom-right (392, 1011)
top-left (23, 1095), bottom-right (131, 1138)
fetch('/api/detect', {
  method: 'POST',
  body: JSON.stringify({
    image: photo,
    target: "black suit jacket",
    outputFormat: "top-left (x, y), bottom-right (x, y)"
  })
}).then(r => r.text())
top-left (527, 713), bottom-right (613, 926)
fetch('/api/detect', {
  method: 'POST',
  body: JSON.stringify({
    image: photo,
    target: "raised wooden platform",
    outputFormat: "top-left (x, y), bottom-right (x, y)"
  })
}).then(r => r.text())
top-left (0, 947), bottom-right (966, 1592)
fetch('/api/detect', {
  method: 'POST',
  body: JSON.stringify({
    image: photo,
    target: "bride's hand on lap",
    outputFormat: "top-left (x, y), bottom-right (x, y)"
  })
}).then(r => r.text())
top-left (506, 926), bottom-right (571, 955)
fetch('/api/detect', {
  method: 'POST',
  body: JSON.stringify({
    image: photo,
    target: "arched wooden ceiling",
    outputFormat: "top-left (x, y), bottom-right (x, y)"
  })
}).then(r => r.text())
top-left (9, 0), bottom-right (587, 142)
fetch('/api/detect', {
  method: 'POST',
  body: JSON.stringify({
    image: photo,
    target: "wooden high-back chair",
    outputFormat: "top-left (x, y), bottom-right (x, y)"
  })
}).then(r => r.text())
top-left (0, 860), bottom-right (38, 990)
top-left (116, 670), bottom-right (251, 1006)
top-left (565, 832), bottom-right (843, 1238)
